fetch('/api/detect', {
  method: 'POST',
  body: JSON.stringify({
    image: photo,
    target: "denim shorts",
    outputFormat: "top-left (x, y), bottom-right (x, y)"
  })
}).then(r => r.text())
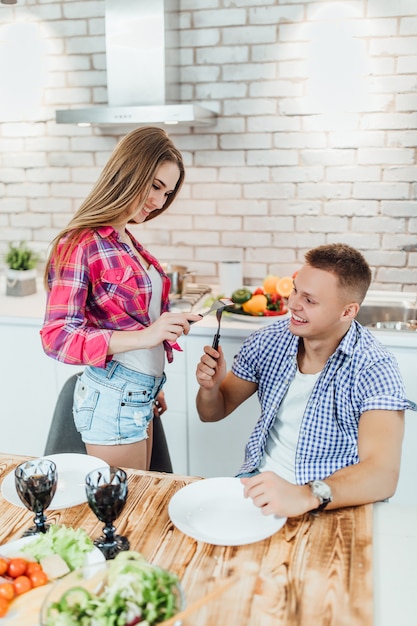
top-left (73, 360), bottom-right (166, 445)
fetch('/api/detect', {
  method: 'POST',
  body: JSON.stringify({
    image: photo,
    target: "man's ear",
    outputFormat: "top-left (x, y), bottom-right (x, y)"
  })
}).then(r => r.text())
top-left (341, 302), bottom-right (360, 321)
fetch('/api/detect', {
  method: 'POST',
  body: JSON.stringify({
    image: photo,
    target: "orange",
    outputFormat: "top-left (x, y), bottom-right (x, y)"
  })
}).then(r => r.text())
top-left (262, 275), bottom-right (280, 294)
top-left (242, 294), bottom-right (268, 315)
top-left (276, 276), bottom-right (294, 298)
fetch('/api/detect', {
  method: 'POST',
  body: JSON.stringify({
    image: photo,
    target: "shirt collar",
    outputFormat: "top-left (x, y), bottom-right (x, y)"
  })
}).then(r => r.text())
top-left (334, 322), bottom-right (358, 357)
top-left (95, 225), bottom-right (146, 253)
top-left (283, 319), bottom-right (357, 360)
top-left (96, 225), bottom-right (118, 238)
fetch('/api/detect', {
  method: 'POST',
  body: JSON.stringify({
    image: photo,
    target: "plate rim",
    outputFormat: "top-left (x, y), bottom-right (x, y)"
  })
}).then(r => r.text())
top-left (168, 476), bottom-right (286, 546)
top-left (1, 453), bottom-right (109, 510)
top-left (225, 310), bottom-right (289, 324)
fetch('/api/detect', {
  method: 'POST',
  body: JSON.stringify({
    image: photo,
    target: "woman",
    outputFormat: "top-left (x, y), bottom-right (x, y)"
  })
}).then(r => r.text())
top-left (41, 127), bottom-right (201, 470)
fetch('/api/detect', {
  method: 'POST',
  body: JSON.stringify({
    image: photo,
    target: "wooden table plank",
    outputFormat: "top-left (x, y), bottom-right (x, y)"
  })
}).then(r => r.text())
top-left (0, 455), bottom-right (373, 626)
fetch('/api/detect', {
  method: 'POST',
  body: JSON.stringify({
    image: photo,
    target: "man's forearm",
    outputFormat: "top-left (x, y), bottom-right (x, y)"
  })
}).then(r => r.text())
top-left (323, 458), bottom-right (400, 510)
top-left (196, 387), bottom-right (227, 422)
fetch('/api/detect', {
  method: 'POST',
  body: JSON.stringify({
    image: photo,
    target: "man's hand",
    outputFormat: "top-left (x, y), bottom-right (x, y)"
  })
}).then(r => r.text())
top-left (196, 345), bottom-right (227, 390)
top-left (241, 472), bottom-right (317, 518)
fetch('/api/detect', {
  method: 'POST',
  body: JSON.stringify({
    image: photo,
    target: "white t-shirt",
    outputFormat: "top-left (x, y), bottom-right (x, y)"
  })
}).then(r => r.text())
top-left (114, 264), bottom-right (165, 377)
top-left (258, 368), bottom-right (321, 483)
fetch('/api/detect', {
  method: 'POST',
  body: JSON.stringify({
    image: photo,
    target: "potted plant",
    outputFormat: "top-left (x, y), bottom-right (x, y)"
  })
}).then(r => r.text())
top-left (5, 241), bottom-right (40, 296)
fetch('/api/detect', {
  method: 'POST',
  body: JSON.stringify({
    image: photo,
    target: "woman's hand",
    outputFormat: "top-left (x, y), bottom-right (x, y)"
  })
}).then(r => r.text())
top-left (140, 312), bottom-right (202, 349)
top-left (153, 391), bottom-right (167, 417)
top-left (108, 312), bottom-right (202, 355)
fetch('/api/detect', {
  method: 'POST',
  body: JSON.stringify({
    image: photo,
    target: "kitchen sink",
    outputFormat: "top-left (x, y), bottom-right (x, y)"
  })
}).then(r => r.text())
top-left (356, 300), bottom-right (417, 330)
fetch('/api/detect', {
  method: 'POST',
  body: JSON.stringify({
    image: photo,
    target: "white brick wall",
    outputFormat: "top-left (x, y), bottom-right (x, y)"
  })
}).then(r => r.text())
top-left (0, 0), bottom-right (416, 292)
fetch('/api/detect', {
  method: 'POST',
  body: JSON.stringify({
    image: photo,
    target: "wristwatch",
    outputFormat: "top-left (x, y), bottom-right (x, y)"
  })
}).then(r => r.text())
top-left (308, 480), bottom-right (332, 513)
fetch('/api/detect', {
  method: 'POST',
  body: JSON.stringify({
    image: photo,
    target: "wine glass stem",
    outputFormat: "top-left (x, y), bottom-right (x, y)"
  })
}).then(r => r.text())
top-left (34, 511), bottom-right (47, 533)
top-left (103, 523), bottom-right (116, 542)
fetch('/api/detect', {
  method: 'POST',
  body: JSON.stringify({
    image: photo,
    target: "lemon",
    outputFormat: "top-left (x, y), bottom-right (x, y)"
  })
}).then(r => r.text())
top-left (242, 294), bottom-right (268, 315)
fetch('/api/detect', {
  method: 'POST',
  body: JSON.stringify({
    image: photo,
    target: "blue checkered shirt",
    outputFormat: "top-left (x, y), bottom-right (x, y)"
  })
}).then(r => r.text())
top-left (232, 319), bottom-right (416, 483)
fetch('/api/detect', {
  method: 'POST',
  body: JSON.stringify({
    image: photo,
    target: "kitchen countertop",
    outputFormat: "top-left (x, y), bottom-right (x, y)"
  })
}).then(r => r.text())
top-left (0, 277), bottom-right (47, 321)
top-left (1, 277), bottom-right (417, 347)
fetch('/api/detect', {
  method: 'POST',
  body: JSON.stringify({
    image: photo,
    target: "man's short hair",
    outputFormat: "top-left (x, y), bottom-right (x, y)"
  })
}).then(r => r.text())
top-left (305, 243), bottom-right (372, 304)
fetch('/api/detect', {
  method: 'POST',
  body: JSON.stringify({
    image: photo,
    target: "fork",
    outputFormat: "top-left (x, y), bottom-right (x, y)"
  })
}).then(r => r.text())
top-left (212, 308), bottom-right (223, 349)
top-left (189, 298), bottom-right (233, 324)
top-left (188, 298), bottom-right (233, 348)
top-left (211, 298), bottom-right (233, 349)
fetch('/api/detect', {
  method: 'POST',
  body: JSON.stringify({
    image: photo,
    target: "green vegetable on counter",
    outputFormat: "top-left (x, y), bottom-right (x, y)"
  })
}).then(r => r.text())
top-left (231, 287), bottom-right (252, 305)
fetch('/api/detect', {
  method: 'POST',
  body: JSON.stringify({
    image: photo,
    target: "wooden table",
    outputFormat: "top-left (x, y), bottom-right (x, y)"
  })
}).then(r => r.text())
top-left (0, 454), bottom-right (373, 626)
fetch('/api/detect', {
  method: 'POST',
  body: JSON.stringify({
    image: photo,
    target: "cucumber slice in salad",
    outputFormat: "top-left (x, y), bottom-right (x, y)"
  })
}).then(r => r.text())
top-left (60, 587), bottom-right (92, 610)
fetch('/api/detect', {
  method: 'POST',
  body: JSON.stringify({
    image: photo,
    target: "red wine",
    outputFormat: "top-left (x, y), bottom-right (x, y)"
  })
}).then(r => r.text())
top-left (15, 474), bottom-right (57, 513)
top-left (87, 483), bottom-right (127, 523)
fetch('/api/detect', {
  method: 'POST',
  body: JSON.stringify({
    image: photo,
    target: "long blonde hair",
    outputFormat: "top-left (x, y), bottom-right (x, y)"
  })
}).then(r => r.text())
top-left (44, 126), bottom-right (184, 287)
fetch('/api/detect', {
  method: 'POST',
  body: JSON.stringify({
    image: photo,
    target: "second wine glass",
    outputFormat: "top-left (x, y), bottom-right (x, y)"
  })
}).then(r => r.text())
top-left (85, 466), bottom-right (130, 560)
top-left (14, 458), bottom-right (58, 537)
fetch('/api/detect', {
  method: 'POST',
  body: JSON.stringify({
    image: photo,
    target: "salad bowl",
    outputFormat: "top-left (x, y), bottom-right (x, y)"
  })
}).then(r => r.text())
top-left (40, 551), bottom-right (185, 626)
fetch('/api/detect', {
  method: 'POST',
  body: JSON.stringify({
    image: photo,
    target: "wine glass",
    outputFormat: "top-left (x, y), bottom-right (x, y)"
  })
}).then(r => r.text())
top-left (85, 466), bottom-right (130, 560)
top-left (14, 458), bottom-right (58, 537)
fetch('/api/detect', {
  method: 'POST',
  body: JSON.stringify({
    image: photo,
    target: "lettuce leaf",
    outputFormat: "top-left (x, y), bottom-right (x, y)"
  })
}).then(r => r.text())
top-left (21, 525), bottom-right (94, 570)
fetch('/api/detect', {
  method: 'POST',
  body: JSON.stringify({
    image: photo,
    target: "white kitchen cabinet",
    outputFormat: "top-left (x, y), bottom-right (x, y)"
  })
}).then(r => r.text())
top-left (185, 334), bottom-right (259, 478)
top-left (377, 340), bottom-right (417, 506)
top-left (0, 316), bottom-right (80, 456)
top-left (160, 347), bottom-right (188, 475)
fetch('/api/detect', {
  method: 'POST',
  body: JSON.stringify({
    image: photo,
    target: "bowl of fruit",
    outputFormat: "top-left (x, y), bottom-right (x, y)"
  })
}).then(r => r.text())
top-left (225, 274), bottom-right (294, 321)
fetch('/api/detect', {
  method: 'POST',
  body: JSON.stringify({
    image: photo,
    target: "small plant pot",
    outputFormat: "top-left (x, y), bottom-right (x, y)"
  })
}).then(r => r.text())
top-left (6, 268), bottom-right (37, 297)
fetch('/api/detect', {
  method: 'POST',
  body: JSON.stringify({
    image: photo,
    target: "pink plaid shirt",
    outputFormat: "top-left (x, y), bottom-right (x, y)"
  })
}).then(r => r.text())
top-left (40, 226), bottom-right (173, 368)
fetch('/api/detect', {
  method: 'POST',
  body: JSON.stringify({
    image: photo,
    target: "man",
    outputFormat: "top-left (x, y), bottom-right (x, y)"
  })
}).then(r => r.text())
top-left (196, 243), bottom-right (415, 518)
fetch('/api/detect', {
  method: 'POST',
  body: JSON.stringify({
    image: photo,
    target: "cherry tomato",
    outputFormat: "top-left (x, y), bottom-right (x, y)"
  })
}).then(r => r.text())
top-left (0, 558), bottom-right (8, 576)
top-left (0, 582), bottom-right (14, 601)
top-left (7, 558), bottom-right (27, 578)
top-left (25, 561), bottom-right (43, 576)
top-left (29, 570), bottom-right (48, 588)
top-left (0, 596), bottom-right (10, 618)
top-left (13, 575), bottom-right (32, 595)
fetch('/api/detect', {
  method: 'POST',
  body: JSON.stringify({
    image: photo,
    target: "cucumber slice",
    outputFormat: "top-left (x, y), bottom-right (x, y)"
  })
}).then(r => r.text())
top-left (60, 586), bottom-right (92, 610)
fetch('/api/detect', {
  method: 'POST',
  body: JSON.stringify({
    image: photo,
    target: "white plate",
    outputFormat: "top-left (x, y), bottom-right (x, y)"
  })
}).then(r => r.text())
top-left (226, 310), bottom-right (289, 324)
top-left (0, 535), bottom-right (105, 625)
top-left (1, 453), bottom-right (109, 510)
top-left (168, 477), bottom-right (286, 546)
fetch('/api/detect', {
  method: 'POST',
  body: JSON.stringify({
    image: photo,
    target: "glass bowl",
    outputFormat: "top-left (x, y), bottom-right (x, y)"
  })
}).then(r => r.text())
top-left (40, 558), bottom-right (185, 626)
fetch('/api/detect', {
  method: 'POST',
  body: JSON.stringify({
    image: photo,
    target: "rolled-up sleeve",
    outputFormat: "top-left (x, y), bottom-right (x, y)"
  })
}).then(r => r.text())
top-left (40, 243), bottom-right (112, 367)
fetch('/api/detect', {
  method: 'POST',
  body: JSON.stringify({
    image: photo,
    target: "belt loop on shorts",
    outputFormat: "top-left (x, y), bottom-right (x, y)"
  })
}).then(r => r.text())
top-left (106, 360), bottom-right (118, 379)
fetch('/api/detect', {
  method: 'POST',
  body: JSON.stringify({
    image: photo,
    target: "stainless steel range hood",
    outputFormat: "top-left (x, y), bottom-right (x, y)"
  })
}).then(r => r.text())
top-left (56, 0), bottom-right (216, 128)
